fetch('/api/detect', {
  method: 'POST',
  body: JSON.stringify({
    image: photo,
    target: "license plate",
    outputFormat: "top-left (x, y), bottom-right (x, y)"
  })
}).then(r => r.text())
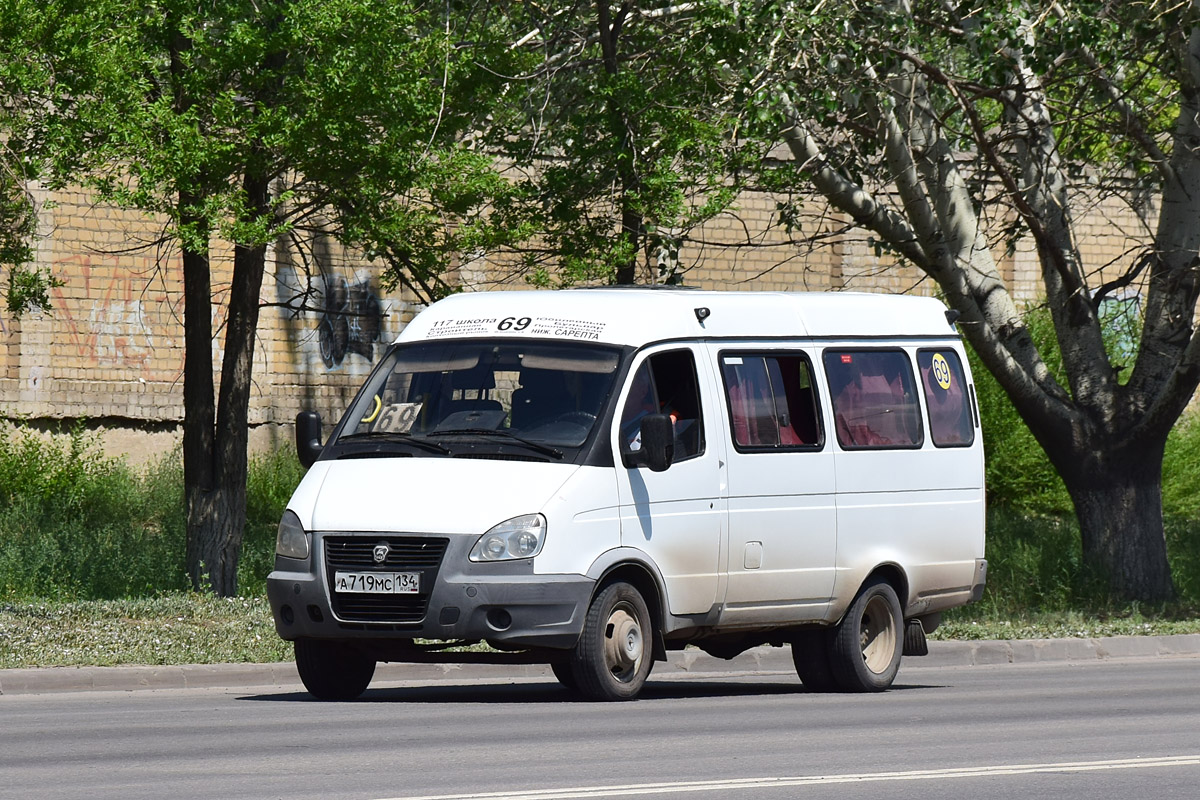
top-left (333, 571), bottom-right (420, 594)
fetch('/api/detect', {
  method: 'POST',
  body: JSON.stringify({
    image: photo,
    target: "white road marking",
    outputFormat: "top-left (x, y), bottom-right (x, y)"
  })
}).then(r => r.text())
top-left (375, 755), bottom-right (1200, 800)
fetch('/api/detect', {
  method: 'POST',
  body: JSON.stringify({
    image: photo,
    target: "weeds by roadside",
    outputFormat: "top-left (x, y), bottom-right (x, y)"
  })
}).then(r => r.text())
top-left (0, 423), bottom-right (303, 600)
top-left (0, 594), bottom-right (290, 669)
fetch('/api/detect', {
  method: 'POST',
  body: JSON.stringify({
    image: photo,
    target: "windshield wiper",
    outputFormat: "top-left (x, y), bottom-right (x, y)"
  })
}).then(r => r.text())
top-left (428, 428), bottom-right (564, 460)
top-left (336, 431), bottom-right (452, 455)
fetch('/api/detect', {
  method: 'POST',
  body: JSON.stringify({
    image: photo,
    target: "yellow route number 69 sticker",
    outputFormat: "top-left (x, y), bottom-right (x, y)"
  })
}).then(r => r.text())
top-left (931, 353), bottom-right (953, 390)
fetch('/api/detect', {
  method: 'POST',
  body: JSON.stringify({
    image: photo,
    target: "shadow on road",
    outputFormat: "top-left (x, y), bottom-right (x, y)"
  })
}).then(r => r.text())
top-left (240, 679), bottom-right (941, 704)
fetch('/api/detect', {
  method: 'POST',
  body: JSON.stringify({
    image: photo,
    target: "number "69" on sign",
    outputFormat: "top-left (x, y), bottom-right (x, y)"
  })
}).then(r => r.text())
top-left (497, 317), bottom-right (532, 331)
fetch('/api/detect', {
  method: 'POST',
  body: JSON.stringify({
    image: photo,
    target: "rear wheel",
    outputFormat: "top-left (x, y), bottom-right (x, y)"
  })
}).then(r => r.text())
top-left (790, 630), bottom-right (838, 692)
top-left (569, 581), bottom-right (654, 701)
top-left (294, 639), bottom-right (376, 701)
top-left (829, 578), bottom-right (903, 692)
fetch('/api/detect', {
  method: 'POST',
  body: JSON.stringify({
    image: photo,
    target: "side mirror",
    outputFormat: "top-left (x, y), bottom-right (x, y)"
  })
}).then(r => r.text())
top-left (295, 411), bottom-right (324, 469)
top-left (622, 413), bottom-right (674, 472)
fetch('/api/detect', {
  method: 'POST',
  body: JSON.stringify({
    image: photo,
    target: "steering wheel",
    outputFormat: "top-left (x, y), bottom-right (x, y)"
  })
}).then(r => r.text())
top-left (550, 411), bottom-right (597, 426)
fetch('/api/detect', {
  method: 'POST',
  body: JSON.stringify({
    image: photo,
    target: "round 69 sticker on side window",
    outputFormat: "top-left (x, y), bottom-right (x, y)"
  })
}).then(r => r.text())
top-left (931, 353), bottom-right (953, 390)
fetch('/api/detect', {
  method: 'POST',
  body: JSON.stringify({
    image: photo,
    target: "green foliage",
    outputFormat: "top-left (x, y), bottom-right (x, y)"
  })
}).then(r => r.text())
top-left (5, 265), bottom-right (64, 317)
top-left (2, 0), bottom-right (526, 594)
top-left (240, 448), bottom-right (307, 594)
top-left (965, 300), bottom-right (1200, 610)
top-left (1162, 417), bottom-right (1200, 602)
top-left (0, 162), bottom-right (35, 276)
top-left (0, 424), bottom-right (304, 601)
top-left (967, 507), bottom-right (1099, 614)
top-left (967, 307), bottom-right (1073, 515)
top-left (949, 506), bottom-right (1200, 620)
top-left (0, 423), bottom-right (185, 599)
top-left (4, 0), bottom-right (523, 300)
top-left (489, 0), bottom-right (761, 285)
top-left (1162, 415), bottom-right (1200, 519)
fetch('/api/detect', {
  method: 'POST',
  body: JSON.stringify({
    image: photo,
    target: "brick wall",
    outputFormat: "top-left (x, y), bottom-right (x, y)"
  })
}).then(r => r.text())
top-left (0, 182), bottom-right (1154, 462)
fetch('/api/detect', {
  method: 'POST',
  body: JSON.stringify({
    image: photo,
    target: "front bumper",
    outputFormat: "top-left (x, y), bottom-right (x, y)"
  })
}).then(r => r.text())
top-left (266, 532), bottom-right (594, 651)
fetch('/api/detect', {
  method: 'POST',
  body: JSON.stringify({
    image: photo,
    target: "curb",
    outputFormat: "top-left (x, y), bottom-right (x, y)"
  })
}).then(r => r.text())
top-left (2, 634), bottom-right (1198, 696)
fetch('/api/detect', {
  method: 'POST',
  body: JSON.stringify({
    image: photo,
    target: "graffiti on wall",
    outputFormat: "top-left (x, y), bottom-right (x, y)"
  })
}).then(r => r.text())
top-left (317, 275), bottom-right (383, 369)
top-left (50, 255), bottom-right (179, 380)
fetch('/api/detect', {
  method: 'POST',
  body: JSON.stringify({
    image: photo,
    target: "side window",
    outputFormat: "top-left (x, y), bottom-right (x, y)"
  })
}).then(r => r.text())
top-left (917, 349), bottom-right (975, 447)
top-left (720, 353), bottom-right (822, 450)
top-left (823, 350), bottom-right (923, 449)
top-left (619, 350), bottom-right (705, 460)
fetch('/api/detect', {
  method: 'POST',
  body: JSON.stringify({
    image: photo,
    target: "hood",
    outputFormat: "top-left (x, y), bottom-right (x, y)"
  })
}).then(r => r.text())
top-left (307, 458), bottom-right (579, 534)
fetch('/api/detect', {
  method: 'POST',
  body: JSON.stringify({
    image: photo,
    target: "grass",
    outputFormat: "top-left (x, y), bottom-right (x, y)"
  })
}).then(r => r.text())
top-left (1, 594), bottom-right (1198, 670)
top-left (933, 609), bottom-right (1200, 641)
top-left (0, 595), bottom-right (290, 669)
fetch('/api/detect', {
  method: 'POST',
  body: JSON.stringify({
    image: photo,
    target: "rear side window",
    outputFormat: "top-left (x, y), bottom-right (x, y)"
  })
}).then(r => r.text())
top-left (720, 353), bottom-right (822, 450)
top-left (916, 349), bottom-right (975, 447)
top-left (823, 350), bottom-right (923, 449)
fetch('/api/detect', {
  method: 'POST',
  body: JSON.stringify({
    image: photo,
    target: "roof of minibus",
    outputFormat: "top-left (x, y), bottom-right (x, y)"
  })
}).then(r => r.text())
top-left (394, 288), bottom-right (959, 347)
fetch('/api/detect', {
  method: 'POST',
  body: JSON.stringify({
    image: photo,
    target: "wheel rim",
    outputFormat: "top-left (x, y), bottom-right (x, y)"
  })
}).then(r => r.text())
top-left (603, 602), bottom-right (644, 683)
top-left (859, 594), bottom-right (897, 674)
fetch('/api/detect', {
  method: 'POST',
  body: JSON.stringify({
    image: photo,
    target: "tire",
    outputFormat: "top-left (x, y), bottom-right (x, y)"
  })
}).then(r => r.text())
top-left (790, 629), bottom-right (839, 692)
top-left (550, 660), bottom-right (578, 691)
top-left (828, 578), bottom-right (903, 692)
top-left (294, 639), bottom-right (376, 701)
top-left (569, 581), bottom-right (654, 701)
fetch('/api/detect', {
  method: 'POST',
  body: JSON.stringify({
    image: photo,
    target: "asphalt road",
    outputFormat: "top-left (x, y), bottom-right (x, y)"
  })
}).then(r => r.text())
top-left (3, 656), bottom-right (1199, 800)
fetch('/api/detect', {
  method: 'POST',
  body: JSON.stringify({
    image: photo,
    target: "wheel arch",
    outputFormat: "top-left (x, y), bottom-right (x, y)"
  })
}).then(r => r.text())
top-left (586, 549), bottom-right (669, 660)
top-left (858, 562), bottom-right (910, 618)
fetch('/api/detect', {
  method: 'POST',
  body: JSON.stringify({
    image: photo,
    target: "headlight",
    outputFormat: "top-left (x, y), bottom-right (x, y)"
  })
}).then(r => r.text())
top-left (469, 514), bottom-right (547, 562)
top-left (276, 510), bottom-right (311, 560)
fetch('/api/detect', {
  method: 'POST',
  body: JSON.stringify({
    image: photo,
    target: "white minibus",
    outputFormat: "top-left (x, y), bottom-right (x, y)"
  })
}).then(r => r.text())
top-left (268, 288), bottom-right (986, 701)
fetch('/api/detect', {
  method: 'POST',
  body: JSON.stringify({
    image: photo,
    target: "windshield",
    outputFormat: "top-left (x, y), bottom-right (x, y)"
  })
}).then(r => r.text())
top-left (336, 339), bottom-right (623, 452)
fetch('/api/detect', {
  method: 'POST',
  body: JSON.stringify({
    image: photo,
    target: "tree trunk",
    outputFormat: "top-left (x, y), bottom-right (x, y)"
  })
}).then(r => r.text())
top-left (183, 173), bottom-right (270, 596)
top-left (180, 192), bottom-right (219, 593)
top-left (1058, 444), bottom-right (1175, 603)
top-left (596, 1), bottom-right (640, 285)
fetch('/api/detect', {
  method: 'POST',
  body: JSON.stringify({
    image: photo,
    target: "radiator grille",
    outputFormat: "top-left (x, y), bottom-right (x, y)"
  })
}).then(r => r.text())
top-left (324, 536), bottom-right (449, 623)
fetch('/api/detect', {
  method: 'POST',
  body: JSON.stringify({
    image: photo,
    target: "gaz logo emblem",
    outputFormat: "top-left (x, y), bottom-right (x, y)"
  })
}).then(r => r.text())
top-left (931, 353), bottom-right (953, 390)
top-left (373, 543), bottom-right (390, 564)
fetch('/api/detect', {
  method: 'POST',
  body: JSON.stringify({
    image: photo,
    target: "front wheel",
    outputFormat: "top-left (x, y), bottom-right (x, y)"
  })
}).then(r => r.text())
top-left (828, 578), bottom-right (903, 692)
top-left (294, 639), bottom-right (376, 701)
top-left (569, 581), bottom-right (654, 701)
top-left (550, 660), bottom-right (578, 692)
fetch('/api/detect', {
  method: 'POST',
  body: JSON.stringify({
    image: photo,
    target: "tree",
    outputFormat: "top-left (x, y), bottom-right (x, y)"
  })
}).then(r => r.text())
top-left (502, 1), bottom-right (1195, 601)
top-left (0, 157), bottom-right (41, 315)
top-left (730, 0), bottom-right (1200, 601)
top-left (0, 4), bottom-right (56, 317)
top-left (3, 0), bottom-right (516, 594)
top-left (490, 1), bottom-right (757, 286)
